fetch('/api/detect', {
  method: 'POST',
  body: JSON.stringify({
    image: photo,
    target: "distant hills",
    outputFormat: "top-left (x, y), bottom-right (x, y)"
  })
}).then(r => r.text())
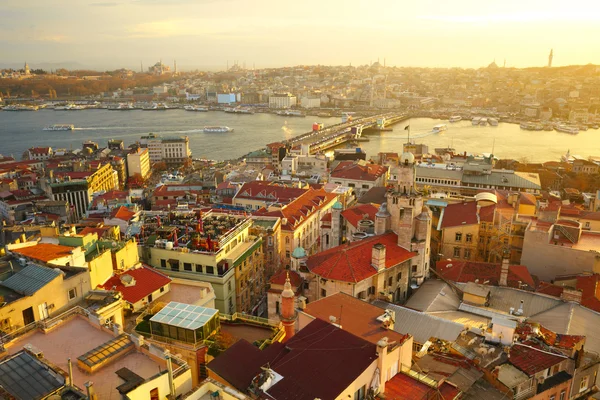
top-left (0, 61), bottom-right (88, 71)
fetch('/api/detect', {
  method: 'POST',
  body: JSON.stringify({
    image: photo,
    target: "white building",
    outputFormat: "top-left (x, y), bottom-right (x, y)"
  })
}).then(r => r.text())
top-left (217, 93), bottom-right (237, 104)
top-left (126, 147), bottom-right (151, 179)
top-left (269, 93), bottom-right (297, 109)
top-left (140, 133), bottom-right (191, 165)
top-left (300, 96), bottom-right (321, 109)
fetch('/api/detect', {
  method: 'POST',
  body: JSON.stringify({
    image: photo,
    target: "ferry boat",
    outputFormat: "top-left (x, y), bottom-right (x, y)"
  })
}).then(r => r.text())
top-left (225, 107), bottom-right (254, 114)
top-left (43, 124), bottom-right (75, 131)
top-left (108, 103), bottom-right (135, 111)
top-left (4, 105), bottom-right (39, 111)
top-left (555, 125), bottom-right (579, 135)
top-left (432, 124), bottom-right (447, 133)
top-left (579, 125), bottom-right (589, 131)
top-left (184, 105), bottom-right (208, 112)
top-left (479, 117), bottom-right (488, 126)
top-left (143, 103), bottom-right (168, 111)
top-left (449, 116), bottom-right (462, 122)
top-left (203, 126), bottom-right (233, 133)
top-left (471, 117), bottom-right (481, 125)
top-left (520, 122), bottom-right (543, 131)
top-left (55, 104), bottom-right (85, 111)
top-left (277, 110), bottom-right (305, 117)
top-left (341, 112), bottom-right (355, 123)
top-left (488, 118), bottom-right (499, 126)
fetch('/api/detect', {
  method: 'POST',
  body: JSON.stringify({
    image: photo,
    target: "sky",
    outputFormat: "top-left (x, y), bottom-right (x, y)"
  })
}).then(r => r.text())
top-left (1, 0), bottom-right (600, 70)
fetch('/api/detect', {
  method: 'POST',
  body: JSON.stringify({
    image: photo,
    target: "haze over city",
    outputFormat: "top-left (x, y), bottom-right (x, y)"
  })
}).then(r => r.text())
top-left (2, 0), bottom-right (600, 70)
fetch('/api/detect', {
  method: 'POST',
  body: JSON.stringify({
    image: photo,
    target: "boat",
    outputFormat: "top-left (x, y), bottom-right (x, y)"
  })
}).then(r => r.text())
top-left (435, 147), bottom-right (456, 155)
top-left (592, 125), bottom-right (599, 129)
top-left (488, 118), bottom-right (499, 126)
top-left (43, 124), bottom-right (75, 131)
top-left (543, 125), bottom-right (554, 131)
top-left (520, 122), bottom-right (543, 131)
top-left (143, 103), bottom-right (168, 111)
top-left (55, 103), bottom-right (85, 111)
top-left (555, 124), bottom-right (579, 134)
top-left (449, 116), bottom-right (462, 122)
top-left (479, 118), bottom-right (488, 126)
top-left (277, 110), bottom-right (305, 117)
top-left (432, 124), bottom-right (447, 133)
top-left (341, 112), bottom-right (355, 123)
top-left (203, 126), bottom-right (233, 133)
top-left (579, 125), bottom-right (589, 131)
top-left (184, 105), bottom-right (208, 112)
top-left (4, 105), bottom-right (39, 111)
top-left (471, 117), bottom-right (481, 125)
top-left (225, 107), bottom-right (254, 114)
top-left (108, 103), bottom-right (135, 111)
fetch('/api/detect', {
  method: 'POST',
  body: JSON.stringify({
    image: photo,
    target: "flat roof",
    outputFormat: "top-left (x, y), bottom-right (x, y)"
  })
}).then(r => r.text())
top-left (150, 302), bottom-right (218, 330)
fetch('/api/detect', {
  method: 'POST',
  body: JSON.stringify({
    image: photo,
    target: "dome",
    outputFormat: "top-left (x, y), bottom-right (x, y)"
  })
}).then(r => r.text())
top-left (282, 272), bottom-right (295, 298)
top-left (400, 151), bottom-right (415, 165)
top-left (291, 246), bottom-right (306, 259)
top-left (332, 201), bottom-right (343, 210)
top-left (376, 202), bottom-right (390, 218)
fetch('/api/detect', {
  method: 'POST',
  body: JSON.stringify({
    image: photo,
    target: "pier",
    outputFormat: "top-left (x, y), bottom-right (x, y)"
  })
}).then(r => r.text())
top-left (285, 112), bottom-right (409, 154)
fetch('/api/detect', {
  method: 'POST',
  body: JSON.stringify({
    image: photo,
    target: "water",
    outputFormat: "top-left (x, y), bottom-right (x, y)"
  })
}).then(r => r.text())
top-left (0, 110), bottom-right (599, 162)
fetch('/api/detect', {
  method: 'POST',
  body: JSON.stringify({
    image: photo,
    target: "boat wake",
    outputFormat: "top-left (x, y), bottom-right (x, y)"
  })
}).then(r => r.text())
top-left (408, 130), bottom-right (438, 139)
top-left (73, 127), bottom-right (141, 130)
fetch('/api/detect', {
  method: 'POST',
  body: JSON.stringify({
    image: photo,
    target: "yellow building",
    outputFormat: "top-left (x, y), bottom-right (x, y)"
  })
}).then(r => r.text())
top-left (438, 202), bottom-right (480, 261)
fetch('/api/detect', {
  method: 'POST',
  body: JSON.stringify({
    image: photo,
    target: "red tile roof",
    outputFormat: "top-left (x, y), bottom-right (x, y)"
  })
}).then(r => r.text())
top-left (436, 260), bottom-right (535, 290)
top-left (385, 372), bottom-right (461, 400)
top-left (303, 292), bottom-right (409, 346)
top-left (100, 265), bottom-right (171, 304)
top-left (478, 204), bottom-right (496, 223)
top-left (29, 147), bottom-right (52, 155)
top-left (269, 269), bottom-right (303, 287)
top-left (307, 232), bottom-right (416, 283)
top-left (519, 193), bottom-right (537, 206)
top-left (54, 171), bottom-right (93, 180)
top-left (234, 181), bottom-right (308, 204)
top-left (11, 243), bottom-right (75, 263)
top-left (440, 202), bottom-right (479, 228)
top-left (79, 226), bottom-right (112, 238)
top-left (509, 342), bottom-right (566, 376)
top-left (330, 161), bottom-right (388, 181)
top-left (341, 203), bottom-right (379, 228)
top-left (110, 205), bottom-right (136, 221)
top-left (255, 188), bottom-right (337, 231)
top-left (536, 281), bottom-right (565, 297)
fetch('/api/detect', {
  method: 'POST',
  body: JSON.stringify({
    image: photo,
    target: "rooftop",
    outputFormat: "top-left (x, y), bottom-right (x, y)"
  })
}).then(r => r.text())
top-left (384, 372), bottom-right (461, 400)
top-left (5, 316), bottom-right (163, 400)
top-left (100, 265), bottom-right (172, 304)
top-left (439, 202), bottom-right (479, 228)
top-left (1, 264), bottom-right (61, 296)
top-left (341, 203), bottom-right (379, 228)
top-left (150, 302), bottom-right (219, 331)
top-left (10, 243), bottom-right (76, 263)
top-left (233, 181), bottom-right (307, 204)
top-left (302, 292), bottom-right (409, 346)
top-left (436, 260), bottom-right (535, 290)
top-left (306, 232), bottom-right (416, 283)
top-left (508, 342), bottom-right (567, 376)
top-left (330, 161), bottom-right (388, 181)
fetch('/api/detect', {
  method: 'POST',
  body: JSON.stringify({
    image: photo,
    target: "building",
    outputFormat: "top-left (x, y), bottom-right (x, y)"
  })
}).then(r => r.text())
top-left (303, 232), bottom-right (416, 303)
top-left (140, 133), bottom-right (191, 165)
top-left (140, 211), bottom-right (263, 314)
top-left (569, 108), bottom-right (589, 124)
top-left (268, 93), bottom-right (297, 109)
top-left (437, 201), bottom-right (480, 260)
top-left (27, 147), bottom-right (53, 161)
top-left (100, 265), bottom-right (172, 311)
top-left (150, 184), bottom-right (210, 209)
top-left (572, 159), bottom-right (599, 175)
top-left (126, 146), bottom-right (151, 180)
top-left (254, 188), bottom-right (338, 268)
top-left (521, 219), bottom-right (600, 281)
top-left (207, 317), bottom-right (400, 399)
top-left (217, 93), bottom-right (237, 104)
top-left (42, 163), bottom-right (117, 219)
top-left (232, 181), bottom-right (308, 211)
top-left (300, 96), bottom-right (321, 108)
top-left (329, 160), bottom-right (388, 197)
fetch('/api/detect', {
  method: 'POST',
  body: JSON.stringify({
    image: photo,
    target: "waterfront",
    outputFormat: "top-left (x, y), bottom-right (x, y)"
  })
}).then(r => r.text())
top-left (1, 110), bottom-right (599, 162)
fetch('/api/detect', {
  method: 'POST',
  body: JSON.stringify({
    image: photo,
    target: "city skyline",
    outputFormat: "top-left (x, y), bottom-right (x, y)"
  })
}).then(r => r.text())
top-left (1, 0), bottom-right (600, 70)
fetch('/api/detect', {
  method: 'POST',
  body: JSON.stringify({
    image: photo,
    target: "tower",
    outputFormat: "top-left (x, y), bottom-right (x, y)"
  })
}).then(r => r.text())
top-left (331, 201), bottom-right (343, 247)
top-left (24, 62), bottom-right (30, 75)
top-left (280, 273), bottom-right (297, 341)
top-left (386, 151), bottom-right (432, 285)
top-left (174, 60), bottom-right (177, 75)
top-left (548, 49), bottom-right (553, 68)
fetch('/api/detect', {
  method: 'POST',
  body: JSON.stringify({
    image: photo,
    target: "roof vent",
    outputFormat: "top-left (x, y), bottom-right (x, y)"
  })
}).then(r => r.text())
top-left (120, 274), bottom-right (136, 287)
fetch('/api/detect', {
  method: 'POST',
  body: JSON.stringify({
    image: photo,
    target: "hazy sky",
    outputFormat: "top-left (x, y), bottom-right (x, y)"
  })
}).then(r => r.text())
top-left (2, 0), bottom-right (600, 70)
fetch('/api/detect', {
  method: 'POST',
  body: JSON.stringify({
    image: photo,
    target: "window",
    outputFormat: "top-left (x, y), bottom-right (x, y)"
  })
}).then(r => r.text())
top-left (285, 250), bottom-right (290, 258)
top-left (275, 301), bottom-right (280, 315)
top-left (455, 232), bottom-right (462, 242)
top-left (150, 388), bottom-right (159, 400)
top-left (354, 385), bottom-right (366, 400)
top-left (453, 247), bottom-right (461, 257)
top-left (161, 259), bottom-right (167, 268)
top-left (68, 288), bottom-right (77, 301)
top-left (464, 249), bottom-right (471, 259)
top-left (206, 266), bottom-right (214, 275)
top-left (397, 272), bottom-right (402, 281)
top-left (184, 262), bottom-right (192, 271)
top-left (550, 396), bottom-right (555, 400)
top-left (466, 234), bottom-right (473, 243)
top-left (412, 265), bottom-right (417, 273)
top-left (580, 375), bottom-right (589, 392)
top-left (195, 264), bottom-right (203, 273)
top-left (560, 390), bottom-right (566, 400)
top-left (160, 287), bottom-right (164, 293)
top-left (321, 289), bottom-right (327, 298)
top-left (362, 184), bottom-right (369, 189)
top-left (388, 277), bottom-right (393, 287)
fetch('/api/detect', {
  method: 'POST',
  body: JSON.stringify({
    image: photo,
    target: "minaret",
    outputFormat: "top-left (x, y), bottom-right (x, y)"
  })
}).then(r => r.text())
top-left (140, 61), bottom-right (143, 73)
top-left (174, 60), bottom-right (177, 75)
top-left (548, 49), bottom-right (553, 68)
top-left (24, 62), bottom-right (30, 75)
top-left (281, 272), bottom-right (297, 342)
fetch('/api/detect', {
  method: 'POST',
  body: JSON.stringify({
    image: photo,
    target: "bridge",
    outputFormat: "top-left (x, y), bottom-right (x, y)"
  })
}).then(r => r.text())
top-left (284, 112), bottom-right (409, 155)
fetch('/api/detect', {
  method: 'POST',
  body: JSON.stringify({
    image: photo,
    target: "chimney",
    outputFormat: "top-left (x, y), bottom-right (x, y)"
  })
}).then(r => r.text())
top-left (372, 243), bottom-right (386, 272)
top-left (377, 337), bottom-right (390, 393)
top-left (560, 288), bottom-right (582, 303)
top-left (499, 258), bottom-right (509, 287)
top-left (84, 381), bottom-right (98, 400)
top-left (165, 352), bottom-right (177, 400)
